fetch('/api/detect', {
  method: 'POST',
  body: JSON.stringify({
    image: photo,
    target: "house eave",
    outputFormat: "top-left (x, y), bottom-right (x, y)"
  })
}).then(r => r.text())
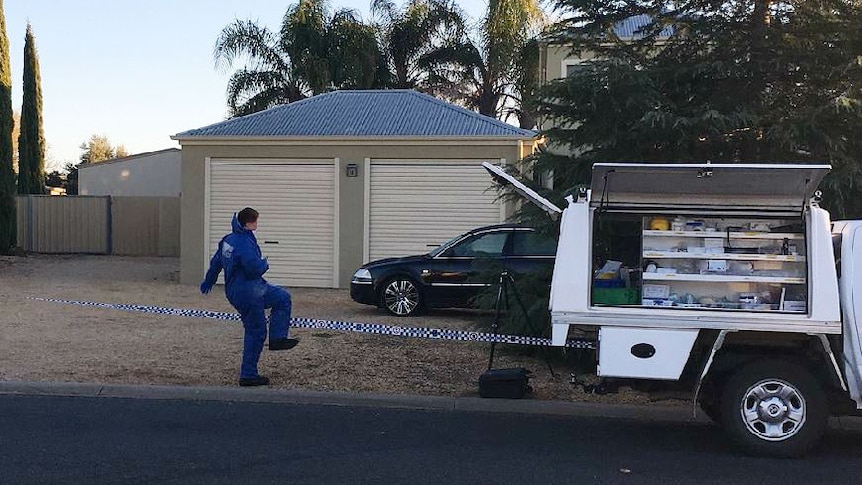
top-left (170, 135), bottom-right (538, 145)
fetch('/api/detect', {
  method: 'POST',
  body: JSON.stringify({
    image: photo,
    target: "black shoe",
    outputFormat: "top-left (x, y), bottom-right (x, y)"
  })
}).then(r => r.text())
top-left (269, 338), bottom-right (299, 351)
top-left (239, 376), bottom-right (270, 387)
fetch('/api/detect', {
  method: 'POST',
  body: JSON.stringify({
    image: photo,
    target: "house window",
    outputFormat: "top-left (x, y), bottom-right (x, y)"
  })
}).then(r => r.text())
top-left (564, 60), bottom-right (588, 77)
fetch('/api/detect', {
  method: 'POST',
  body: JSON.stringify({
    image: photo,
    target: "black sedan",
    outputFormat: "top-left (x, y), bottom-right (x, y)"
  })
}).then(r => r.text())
top-left (350, 224), bottom-right (556, 316)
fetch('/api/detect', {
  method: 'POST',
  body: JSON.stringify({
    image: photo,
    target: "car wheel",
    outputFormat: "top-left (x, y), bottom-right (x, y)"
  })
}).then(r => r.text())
top-left (718, 359), bottom-right (827, 457)
top-left (380, 277), bottom-right (423, 317)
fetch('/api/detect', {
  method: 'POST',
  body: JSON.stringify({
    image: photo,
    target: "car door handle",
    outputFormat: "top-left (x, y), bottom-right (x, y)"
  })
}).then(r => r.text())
top-left (263, 241), bottom-right (279, 244)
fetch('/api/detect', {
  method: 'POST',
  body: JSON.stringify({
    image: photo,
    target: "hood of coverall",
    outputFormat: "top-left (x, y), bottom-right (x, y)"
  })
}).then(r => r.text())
top-left (231, 213), bottom-right (249, 234)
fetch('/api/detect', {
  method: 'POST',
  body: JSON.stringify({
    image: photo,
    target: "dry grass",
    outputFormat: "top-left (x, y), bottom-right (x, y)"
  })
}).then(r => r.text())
top-left (0, 254), bottom-right (659, 405)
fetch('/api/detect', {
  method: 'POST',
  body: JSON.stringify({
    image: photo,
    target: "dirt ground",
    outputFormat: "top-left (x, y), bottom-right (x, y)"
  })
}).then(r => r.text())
top-left (0, 254), bottom-right (660, 404)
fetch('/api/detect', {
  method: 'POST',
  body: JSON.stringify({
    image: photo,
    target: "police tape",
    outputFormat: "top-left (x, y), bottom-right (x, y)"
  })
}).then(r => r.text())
top-left (31, 297), bottom-right (596, 349)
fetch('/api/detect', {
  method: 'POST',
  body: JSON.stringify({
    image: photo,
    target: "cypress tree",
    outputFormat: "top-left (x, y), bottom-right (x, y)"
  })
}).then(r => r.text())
top-left (0, 0), bottom-right (15, 253)
top-left (18, 23), bottom-right (45, 195)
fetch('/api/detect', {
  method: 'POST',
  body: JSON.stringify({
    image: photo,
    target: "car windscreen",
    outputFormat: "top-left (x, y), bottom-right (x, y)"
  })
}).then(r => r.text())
top-left (446, 232), bottom-right (508, 257)
top-left (428, 234), bottom-right (465, 257)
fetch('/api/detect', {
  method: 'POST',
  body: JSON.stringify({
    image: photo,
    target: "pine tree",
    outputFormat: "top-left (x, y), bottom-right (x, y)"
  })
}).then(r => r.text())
top-left (524, 0), bottom-right (862, 221)
top-left (0, 0), bottom-right (15, 253)
top-left (18, 23), bottom-right (45, 195)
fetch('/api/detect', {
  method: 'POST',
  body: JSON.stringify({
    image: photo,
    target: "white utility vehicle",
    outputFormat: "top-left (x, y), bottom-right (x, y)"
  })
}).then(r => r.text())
top-left (484, 162), bottom-right (862, 456)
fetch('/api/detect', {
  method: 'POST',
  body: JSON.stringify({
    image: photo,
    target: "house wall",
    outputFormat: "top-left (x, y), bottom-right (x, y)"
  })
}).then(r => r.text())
top-left (79, 149), bottom-right (181, 197)
top-left (179, 140), bottom-right (532, 287)
top-left (541, 44), bottom-right (599, 82)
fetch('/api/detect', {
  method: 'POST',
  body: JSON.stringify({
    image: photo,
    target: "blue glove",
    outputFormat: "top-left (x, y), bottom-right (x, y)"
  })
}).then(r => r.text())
top-left (200, 282), bottom-right (213, 295)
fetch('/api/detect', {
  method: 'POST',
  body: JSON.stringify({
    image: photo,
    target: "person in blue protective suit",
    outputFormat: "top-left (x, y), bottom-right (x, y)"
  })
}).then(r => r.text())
top-left (200, 207), bottom-right (299, 387)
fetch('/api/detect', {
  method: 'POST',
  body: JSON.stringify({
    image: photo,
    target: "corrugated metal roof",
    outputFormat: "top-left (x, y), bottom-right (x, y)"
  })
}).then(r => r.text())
top-left (613, 14), bottom-right (675, 39)
top-left (78, 148), bottom-right (180, 169)
top-left (175, 90), bottom-right (536, 139)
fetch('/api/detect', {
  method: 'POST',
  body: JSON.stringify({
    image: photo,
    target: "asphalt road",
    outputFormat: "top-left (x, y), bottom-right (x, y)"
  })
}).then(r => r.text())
top-left (1, 393), bottom-right (860, 485)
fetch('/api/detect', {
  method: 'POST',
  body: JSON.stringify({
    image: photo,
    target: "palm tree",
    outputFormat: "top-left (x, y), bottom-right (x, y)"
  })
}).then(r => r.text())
top-left (371, 0), bottom-right (465, 89)
top-left (214, 0), bottom-right (384, 117)
top-left (214, 18), bottom-right (303, 117)
top-left (420, 0), bottom-right (544, 127)
top-left (326, 9), bottom-right (383, 90)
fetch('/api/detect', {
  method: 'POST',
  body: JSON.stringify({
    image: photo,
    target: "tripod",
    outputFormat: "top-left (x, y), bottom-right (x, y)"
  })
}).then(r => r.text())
top-left (486, 271), bottom-right (556, 377)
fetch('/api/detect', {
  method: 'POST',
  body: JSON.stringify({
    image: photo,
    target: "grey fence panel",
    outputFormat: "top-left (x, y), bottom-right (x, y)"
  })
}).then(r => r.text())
top-left (15, 196), bottom-right (27, 249)
top-left (16, 195), bottom-right (110, 254)
top-left (157, 197), bottom-right (181, 257)
top-left (111, 197), bottom-right (181, 257)
top-left (16, 195), bottom-right (180, 256)
top-left (112, 197), bottom-right (160, 256)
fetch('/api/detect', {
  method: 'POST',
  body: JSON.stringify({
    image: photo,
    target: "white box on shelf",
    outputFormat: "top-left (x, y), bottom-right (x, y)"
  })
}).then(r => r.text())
top-left (707, 259), bottom-right (727, 272)
top-left (642, 284), bottom-right (670, 298)
top-left (704, 238), bottom-right (724, 250)
top-left (782, 300), bottom-right (807, 312)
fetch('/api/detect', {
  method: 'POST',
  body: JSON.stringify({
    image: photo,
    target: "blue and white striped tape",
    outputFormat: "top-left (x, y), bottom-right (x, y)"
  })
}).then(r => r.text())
top-left (30, 297), bottom-right (595, 349)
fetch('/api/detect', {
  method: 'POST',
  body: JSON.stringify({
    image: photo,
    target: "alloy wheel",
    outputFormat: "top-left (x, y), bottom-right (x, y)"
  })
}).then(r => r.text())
top-left (383, 279), bottom-right (420, 316)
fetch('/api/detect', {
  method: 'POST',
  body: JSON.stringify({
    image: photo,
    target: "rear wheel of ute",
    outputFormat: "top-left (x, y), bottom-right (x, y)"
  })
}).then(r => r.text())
top-left (718, 359), bottom-right (827, 457)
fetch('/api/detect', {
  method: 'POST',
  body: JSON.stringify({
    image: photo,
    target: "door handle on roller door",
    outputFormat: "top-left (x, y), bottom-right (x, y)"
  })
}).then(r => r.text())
top-left (263, 241), bottom-right (279, 244)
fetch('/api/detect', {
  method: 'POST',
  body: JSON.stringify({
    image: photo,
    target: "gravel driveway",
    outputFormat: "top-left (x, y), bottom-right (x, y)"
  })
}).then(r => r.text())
top-left (0, 254), bottom-right (655, 404)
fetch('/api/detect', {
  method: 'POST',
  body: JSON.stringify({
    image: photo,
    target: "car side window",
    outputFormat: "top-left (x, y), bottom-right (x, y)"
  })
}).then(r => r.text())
top-left (510, 231), bottom-right (557, 257)
top-left (447, 232), bottom-right (508, 257)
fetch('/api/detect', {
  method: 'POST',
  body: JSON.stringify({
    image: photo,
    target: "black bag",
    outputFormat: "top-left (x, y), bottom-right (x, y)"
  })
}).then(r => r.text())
top-left (478, 367), bottom-right (533, 399)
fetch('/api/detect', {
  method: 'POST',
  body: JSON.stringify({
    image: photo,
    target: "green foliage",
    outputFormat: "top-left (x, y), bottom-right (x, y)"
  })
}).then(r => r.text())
top-left (79, 134), bottom-right (126, 164)
top-left (215, 0), bottom-right (386, 117)
top-left (0, 0), bottom-right (10, 169)
top-left (214, 0), bottom-right (545, 124)
top-left (18, 23), bottom-right (45, 195)
top-left (371, 0), bottom-right (465, 89)
top-left (327, 11), bottom-right (381, 89)
top-left (511, 38), bottom-right (541, 129)
top-left (63, 161), bottom-right (80, 195)
top-left (531, 0), bottom-right (862, 218)
top-left (420, 0), bottom-right (545, 125)
top-left (469, 257), bottom-right (553, 339)
top-left (45, 170), bottom-right (64, 188)
top-left (0, 0), bottom-right (15, 253)
top-left (10, 109), bottom-right (15, 171)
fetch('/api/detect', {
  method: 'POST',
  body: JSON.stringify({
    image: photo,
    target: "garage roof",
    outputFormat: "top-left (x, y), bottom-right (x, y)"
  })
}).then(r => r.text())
top-left (173, 90), bottom-right (536, 140)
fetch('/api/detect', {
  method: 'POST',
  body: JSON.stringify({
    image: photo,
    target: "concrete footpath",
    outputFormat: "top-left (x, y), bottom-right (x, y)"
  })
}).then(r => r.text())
top-left (2, 380), bottom-right (861, 432)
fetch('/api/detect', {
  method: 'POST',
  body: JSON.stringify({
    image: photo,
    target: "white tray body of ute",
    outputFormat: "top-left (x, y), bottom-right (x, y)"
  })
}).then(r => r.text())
top-left (481, 162), bottom-right (841, 341)
top-left (834, 220), bottom-right (862, 409)
top-left (549, 164), bottom-right (841, 348)
top-left (548, 164), bottom-right (841, 380)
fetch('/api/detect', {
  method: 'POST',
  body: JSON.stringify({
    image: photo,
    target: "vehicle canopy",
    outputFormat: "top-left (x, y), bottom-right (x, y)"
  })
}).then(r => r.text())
top-left (482, 162), bottom-right (562, 215)
top-left (590, 163), bottom-right (831, 214)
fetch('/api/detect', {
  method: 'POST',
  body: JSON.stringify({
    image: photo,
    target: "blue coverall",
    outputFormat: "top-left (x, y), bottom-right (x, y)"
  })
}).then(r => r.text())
top-left (200, 214), bottom-right (292, 379)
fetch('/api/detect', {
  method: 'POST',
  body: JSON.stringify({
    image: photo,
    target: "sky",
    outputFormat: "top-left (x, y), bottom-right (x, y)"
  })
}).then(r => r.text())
top-left (5, 0), bottom-right (492, 172)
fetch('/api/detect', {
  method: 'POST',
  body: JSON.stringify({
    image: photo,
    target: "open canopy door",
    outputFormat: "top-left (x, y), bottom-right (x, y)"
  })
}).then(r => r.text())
top-left (590, 163), bottom-right (831, 214)
top-left (482, 162), bottom-right (562, 216)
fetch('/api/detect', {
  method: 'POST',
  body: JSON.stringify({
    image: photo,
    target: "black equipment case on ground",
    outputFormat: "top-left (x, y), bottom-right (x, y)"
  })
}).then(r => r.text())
top-left (478, 367), bottom-right (533, 399)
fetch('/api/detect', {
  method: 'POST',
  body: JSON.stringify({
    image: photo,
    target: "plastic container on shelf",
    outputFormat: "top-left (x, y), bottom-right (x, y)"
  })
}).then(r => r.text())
top-left (593, 278), bottom-right (625, 288)
top-left (593, 288), bottom-right (639, 305)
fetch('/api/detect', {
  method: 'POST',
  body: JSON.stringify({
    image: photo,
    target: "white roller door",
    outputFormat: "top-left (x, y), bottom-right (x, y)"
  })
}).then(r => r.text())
top-left (207, 159), bottom-right (337, 288)
top-left (366, 160), bottom-right (504, 261)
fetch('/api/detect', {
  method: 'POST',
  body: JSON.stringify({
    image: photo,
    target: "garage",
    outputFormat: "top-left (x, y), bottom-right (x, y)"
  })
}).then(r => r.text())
top-left (366, 160), bottom-right (504, 262)
top-left (207, 159), bottom-right (337, 288)
top-left (174, 89), bottom-right (537, 288)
